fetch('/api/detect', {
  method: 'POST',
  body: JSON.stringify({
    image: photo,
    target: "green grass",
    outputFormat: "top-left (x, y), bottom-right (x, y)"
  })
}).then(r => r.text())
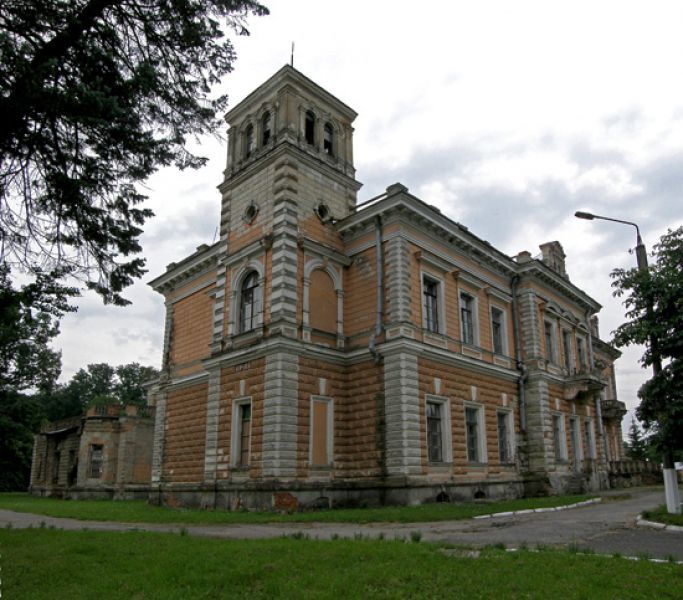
top-left (642, 505), bottom-right (683, 527)
top-left (0, 492), bottom-right (596, 525)
top-left (1, 529), bottom-right (681, 599)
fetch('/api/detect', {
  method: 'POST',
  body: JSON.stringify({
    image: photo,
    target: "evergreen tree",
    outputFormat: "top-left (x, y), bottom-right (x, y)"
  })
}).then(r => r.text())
top-left (1, 0), bottom-right (268, 304)
top-left (626, 418), bottom-right (648, 461)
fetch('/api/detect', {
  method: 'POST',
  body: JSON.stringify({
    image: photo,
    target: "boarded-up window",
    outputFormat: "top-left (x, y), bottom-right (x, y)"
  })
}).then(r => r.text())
top-left (311, 398), bottom-right (331, 466)
top-left (309, 270), bottom-right (336, 333)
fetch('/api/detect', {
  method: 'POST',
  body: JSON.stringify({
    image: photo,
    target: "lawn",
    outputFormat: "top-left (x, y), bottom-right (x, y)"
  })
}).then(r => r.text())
top-left (642, 505), bottom-right (683, 527)
top-left (0, 492), bottom-right (597, 524)
top-left (1, 529), bottom-right (681, 599)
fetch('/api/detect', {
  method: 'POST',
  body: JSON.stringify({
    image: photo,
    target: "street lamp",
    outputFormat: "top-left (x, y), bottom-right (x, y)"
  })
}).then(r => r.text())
top-left (575, 210), bottom-right (681, 514)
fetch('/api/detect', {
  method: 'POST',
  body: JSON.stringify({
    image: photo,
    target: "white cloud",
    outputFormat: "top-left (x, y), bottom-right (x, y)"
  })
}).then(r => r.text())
top-left (52, 0), bottom-right (683, 437)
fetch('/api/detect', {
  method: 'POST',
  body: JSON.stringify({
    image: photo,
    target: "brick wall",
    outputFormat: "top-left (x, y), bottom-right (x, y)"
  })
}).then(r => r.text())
top-left (339, 360), bottom-right (383, 478)
top-left (163, 382), bottom-right (208, 482)
top-left (216, 358), bottom-right (265, 479)
top-left (169, 286), bottom-right (213, 374)
top-left (418, 358), bottom-right (518, 476)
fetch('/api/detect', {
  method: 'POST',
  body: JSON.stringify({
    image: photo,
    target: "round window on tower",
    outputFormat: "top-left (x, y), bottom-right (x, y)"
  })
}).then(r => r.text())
top-left (243, 202), bottom-right (259, 225)
top-left (315, 202), bottom-right (330, 222)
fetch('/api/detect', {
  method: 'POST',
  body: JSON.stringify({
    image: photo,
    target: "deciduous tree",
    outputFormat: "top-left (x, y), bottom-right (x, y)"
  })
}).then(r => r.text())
top-left (612, 226), bottom-right (683, 463)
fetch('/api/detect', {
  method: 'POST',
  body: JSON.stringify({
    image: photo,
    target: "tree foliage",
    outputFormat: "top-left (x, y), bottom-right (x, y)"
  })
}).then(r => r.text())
top-left (0, 0), bottom-right (267, 304)
top-left (611, 226), bottom-right (683, 457)
top-left (0, 360), bottom-right (159, 490)
top-left (0, 264), bottom-right (77, 393)
top-left (0, 390), bottom-right (45, 491)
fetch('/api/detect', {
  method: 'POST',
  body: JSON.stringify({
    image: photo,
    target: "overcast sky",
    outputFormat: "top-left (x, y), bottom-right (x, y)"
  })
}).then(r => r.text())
top-left (54, 0), bottom-right (683, 433)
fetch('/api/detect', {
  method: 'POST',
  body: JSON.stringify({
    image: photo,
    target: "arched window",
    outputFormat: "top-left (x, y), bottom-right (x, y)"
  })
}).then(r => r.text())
top-left (305, 110), bottom-right (315, 145)
top-left (261, 111), bottom-right (271, 146)
top-left (323, 122), bottom-right (334, 156)
top-left (239, 271), bottom-right (260, 333)
top-left (309, 269), bottom-right (336, 334)
top-left (245, 124), bottom-right (254, 158)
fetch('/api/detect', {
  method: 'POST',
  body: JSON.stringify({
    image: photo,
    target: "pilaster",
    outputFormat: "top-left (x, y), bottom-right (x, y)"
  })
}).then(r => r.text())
top-left (150, 390), bottom-right (167, 484)
top-left (269, 196), bottom-right (299, 338)
top-left (517, 288), bottom-right (542, 361)
top-left (203, 368), bottom-right (222, 482)
top-left (383, 351), bottom-right (421, 475)
top-left (524, 375), bottom-right (552, 474)
top-left (262, 351), bottom-right (299, 477)
top-left (385, 236), bottom-right (415, 339)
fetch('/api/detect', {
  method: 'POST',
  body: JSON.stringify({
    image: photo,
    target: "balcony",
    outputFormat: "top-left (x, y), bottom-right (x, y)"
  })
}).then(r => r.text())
top-left (562, 366), bottom-right (604, 401)
top-left (601, 398), bottom-right (627, 420)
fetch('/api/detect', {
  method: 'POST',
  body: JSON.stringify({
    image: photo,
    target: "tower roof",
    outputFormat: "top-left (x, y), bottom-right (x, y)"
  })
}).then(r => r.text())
top-left (224, 64), bottom-right (357, 125)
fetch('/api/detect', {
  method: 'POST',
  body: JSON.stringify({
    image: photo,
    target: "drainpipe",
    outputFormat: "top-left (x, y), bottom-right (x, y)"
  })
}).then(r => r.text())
top-left (369, 216), bottom-right (384, 363)
top-left (511, 275), bottom-right (527, 432)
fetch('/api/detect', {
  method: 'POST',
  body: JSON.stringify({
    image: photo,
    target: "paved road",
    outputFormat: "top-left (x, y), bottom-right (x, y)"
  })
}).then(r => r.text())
top-left (1, 487), bottom-right (681, 560)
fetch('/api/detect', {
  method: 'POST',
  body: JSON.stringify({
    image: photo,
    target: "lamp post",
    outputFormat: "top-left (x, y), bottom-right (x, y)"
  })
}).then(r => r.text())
top-left (575, 210), bottom-right (680, 514)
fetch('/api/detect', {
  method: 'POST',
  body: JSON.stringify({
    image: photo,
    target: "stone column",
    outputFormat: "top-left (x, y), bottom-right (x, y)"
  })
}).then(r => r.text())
top-left (384, 236), bottom-right (414, 339)
top-left (523, 375), bottom-right (552, 475)
top-left (269, 195), bottom-right (299, 339)
top-left (262, 351), bottom-right (299, 478)
top-left (150, 391), bottom-right (167, 484)
top-left (383, 351), bottom-right (421, 475)
top-left (203, 368), bottom-right (222, 482)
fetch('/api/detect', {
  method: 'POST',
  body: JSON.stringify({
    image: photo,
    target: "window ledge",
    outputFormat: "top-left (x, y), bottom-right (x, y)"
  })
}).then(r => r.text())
top-left (462, 345), bottom-right (482, 359)
top-left (423, 330), bottom-right (449, 348)
top-left (230, 327), bottom-right (264, 348)
top-left (493, 356), bottom-right (512, 368)
top-left (428, 462), bottom-right (453, 469)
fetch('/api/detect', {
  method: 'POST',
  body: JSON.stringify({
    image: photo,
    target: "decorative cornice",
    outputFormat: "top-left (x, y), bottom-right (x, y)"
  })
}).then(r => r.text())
top-left (148, 243), bottom-right (219, 294)
top-left (225, 65), bottom-right (357, 125)
top-left (301, 237), bottom-right (351, 266)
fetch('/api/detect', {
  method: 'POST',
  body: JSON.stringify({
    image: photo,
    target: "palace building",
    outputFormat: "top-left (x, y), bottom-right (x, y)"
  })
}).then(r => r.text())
top-left (146, 65), bottom-right (627, 509)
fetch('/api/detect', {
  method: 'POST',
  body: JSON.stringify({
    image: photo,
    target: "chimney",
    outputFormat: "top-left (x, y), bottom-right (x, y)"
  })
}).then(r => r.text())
top-left (539, 241), bottom-right (568, 279)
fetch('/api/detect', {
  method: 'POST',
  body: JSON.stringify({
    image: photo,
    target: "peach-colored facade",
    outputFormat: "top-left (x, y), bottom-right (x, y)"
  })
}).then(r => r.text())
top-left (148, 66), bottom-right (628, 509)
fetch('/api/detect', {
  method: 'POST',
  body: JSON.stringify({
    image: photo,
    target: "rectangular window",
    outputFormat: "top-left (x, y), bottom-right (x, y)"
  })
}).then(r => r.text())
top-left (238, 403), bottom-right (251, 467)
top-left (465, 407), bottom-right (480, 462)
top-left (577, 337), bottom-right (587, 368)
top-left (552, 414), bottom-right (566, 462)
top-left (562, 330), bottom-right (572, 370)
top-left (52, 451), bottom-right (61, 484)
top-left (426, 401), bottom-right (443, 463)
top-left (460, 293), bottom-right (475, 345)
top-left (569, 417), bottom-right (581, 469)
top-left (311, 397), bottom-right (332, 466)
top-left (89, 445), bottom-right (103, 478)
top-left (491, 307), bottom-right (504, 355)
top-left (497, 412), bottom-right (512, 463)
top-left (584, 419), bottom-right (596, 459)
top-left (544, 320), bottom-right (555, 363)
top-left (423, 277), bottom-right (440, 333)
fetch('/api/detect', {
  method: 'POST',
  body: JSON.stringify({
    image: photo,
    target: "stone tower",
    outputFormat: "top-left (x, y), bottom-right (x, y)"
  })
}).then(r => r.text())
top-left (212, 65), bottom-right (362, 348)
